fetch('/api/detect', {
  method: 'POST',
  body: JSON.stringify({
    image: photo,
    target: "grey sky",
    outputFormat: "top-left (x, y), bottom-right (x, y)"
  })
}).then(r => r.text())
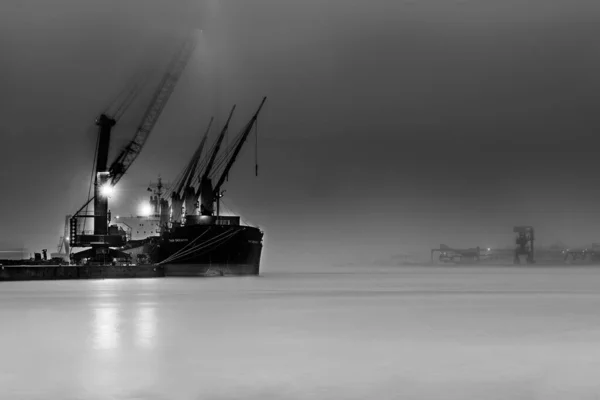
top-left (2, 0), bottom-right (600, 265)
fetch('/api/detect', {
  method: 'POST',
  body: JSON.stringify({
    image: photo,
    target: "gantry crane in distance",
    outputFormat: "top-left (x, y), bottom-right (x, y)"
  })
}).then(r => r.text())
top-left (69, 31), bottom-right (199, 265)
top-left (514, 226), bottom-right (535, 264)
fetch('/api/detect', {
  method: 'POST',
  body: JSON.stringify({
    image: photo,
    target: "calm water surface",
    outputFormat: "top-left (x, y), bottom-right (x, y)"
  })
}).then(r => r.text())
top-left (2, 266), bottom-right (600, 399)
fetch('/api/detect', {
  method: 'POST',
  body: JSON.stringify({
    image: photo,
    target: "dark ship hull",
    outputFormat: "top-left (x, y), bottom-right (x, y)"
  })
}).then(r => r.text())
top-left (154, 222), bottom-right (263, 277)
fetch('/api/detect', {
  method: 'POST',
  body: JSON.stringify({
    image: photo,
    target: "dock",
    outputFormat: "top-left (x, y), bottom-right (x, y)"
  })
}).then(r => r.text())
top-left (0, 264), bottom-right (164, 281)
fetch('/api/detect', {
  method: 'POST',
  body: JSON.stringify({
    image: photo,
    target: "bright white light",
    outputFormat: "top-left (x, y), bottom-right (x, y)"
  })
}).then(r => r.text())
top-left (487, 248), bottom-right (491, 251)
top-left (139, 203), bottom-right (153, 217)
top-left (100, 184), bottom-right (114, 198)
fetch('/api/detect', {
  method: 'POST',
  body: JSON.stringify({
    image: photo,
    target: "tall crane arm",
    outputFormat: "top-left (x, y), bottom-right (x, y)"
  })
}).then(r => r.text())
top-left (108, 32), bottom-right (199, 186)
top-left (201, 105), bottom-right (236, 182)
top-left (184, 117), bottom-right (213, 189)
top-left (173, 117), bottom-right (214, 196)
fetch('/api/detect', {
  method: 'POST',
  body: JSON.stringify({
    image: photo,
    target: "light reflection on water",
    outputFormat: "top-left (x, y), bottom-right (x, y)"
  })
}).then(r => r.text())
top-left (93, 306), bottom-right (120, 351)
top-left (135, 305), bottom-right (156, 349)
top-left (91, 303), bottom-right (157, 350)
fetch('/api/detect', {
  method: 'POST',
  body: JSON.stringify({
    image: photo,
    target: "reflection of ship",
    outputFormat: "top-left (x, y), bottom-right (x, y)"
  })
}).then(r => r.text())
top-left (121, 97), bottom-right (267, 276)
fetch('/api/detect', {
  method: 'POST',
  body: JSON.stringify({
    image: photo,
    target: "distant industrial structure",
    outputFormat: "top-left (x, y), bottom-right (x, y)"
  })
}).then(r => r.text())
top-left (431, 225), bottom-right (600, 266)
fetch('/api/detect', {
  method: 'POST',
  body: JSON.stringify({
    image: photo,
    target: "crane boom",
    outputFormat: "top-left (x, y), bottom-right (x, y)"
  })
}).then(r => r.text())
top-left (174, 117), bottom-right (214, 196)
top-left (202, 105), bottom-right (236, 181)
top-left (213, 97), bottom-right (267, 197)
top-left (113, 85), bottom-right (139, 122)
top-left (108, 32), bottom-right (199, 186)
top-left (184, 117), bottom-right (213, 189)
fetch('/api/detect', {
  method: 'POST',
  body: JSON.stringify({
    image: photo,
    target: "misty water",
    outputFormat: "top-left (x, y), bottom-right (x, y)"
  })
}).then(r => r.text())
top-left (2, 266), bottom-right (600, 399)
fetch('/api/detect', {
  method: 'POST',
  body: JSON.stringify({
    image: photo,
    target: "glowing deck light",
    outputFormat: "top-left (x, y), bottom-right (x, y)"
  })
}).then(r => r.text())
top-left (100, 184), bottom-right (114, 198)
top-left (139, 203), bottom-right (153, 217)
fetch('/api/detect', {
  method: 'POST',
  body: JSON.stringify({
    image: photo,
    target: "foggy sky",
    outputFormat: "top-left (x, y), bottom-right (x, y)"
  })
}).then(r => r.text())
top-left (3, 0), bottom-right (600, 266)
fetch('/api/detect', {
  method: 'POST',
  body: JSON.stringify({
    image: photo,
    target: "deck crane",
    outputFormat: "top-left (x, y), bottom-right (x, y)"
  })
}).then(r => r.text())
top-left (69, 31), bottom-right (199, 264)
top-left (197, 105), bottom-right (237, 216)
top-left (179, 118), bottom-right (214, 217)
top-left (168, 116), bottom-right (213, 226)
top-left (202, 97), bottom-right (267, 218)
top-left (182, 118), bottom-right (214, 192)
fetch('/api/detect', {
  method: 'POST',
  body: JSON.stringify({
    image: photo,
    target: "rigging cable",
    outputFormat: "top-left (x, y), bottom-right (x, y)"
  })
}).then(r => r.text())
top-left (158, 226), bottom-right (213, 264)
top-left (158, 227), bottom-right (238, 264)
top-left (170, 229), bottom-right (239, 263)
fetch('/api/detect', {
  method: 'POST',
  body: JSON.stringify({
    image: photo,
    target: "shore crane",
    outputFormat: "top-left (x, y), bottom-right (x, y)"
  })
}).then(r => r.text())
top-left (69, 31), bottom-right (199, 264)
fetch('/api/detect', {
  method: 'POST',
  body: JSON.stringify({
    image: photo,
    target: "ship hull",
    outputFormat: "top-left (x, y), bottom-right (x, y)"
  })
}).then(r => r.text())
top-left (163, 263), bottom-right (259, 277)
top-left (155, 223), bottom-right (263, 277)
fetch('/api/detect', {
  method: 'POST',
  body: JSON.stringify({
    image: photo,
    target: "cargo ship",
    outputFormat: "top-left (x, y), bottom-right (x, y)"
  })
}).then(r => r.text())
top-left (119, 97), bottom-right (267, 276)
top-left (149, 218), bottom-right (262, 277)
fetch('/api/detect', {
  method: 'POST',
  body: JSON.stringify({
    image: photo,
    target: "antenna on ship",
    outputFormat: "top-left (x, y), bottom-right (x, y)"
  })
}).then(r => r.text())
top-left (147, 176), bottom-right (164, 197)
